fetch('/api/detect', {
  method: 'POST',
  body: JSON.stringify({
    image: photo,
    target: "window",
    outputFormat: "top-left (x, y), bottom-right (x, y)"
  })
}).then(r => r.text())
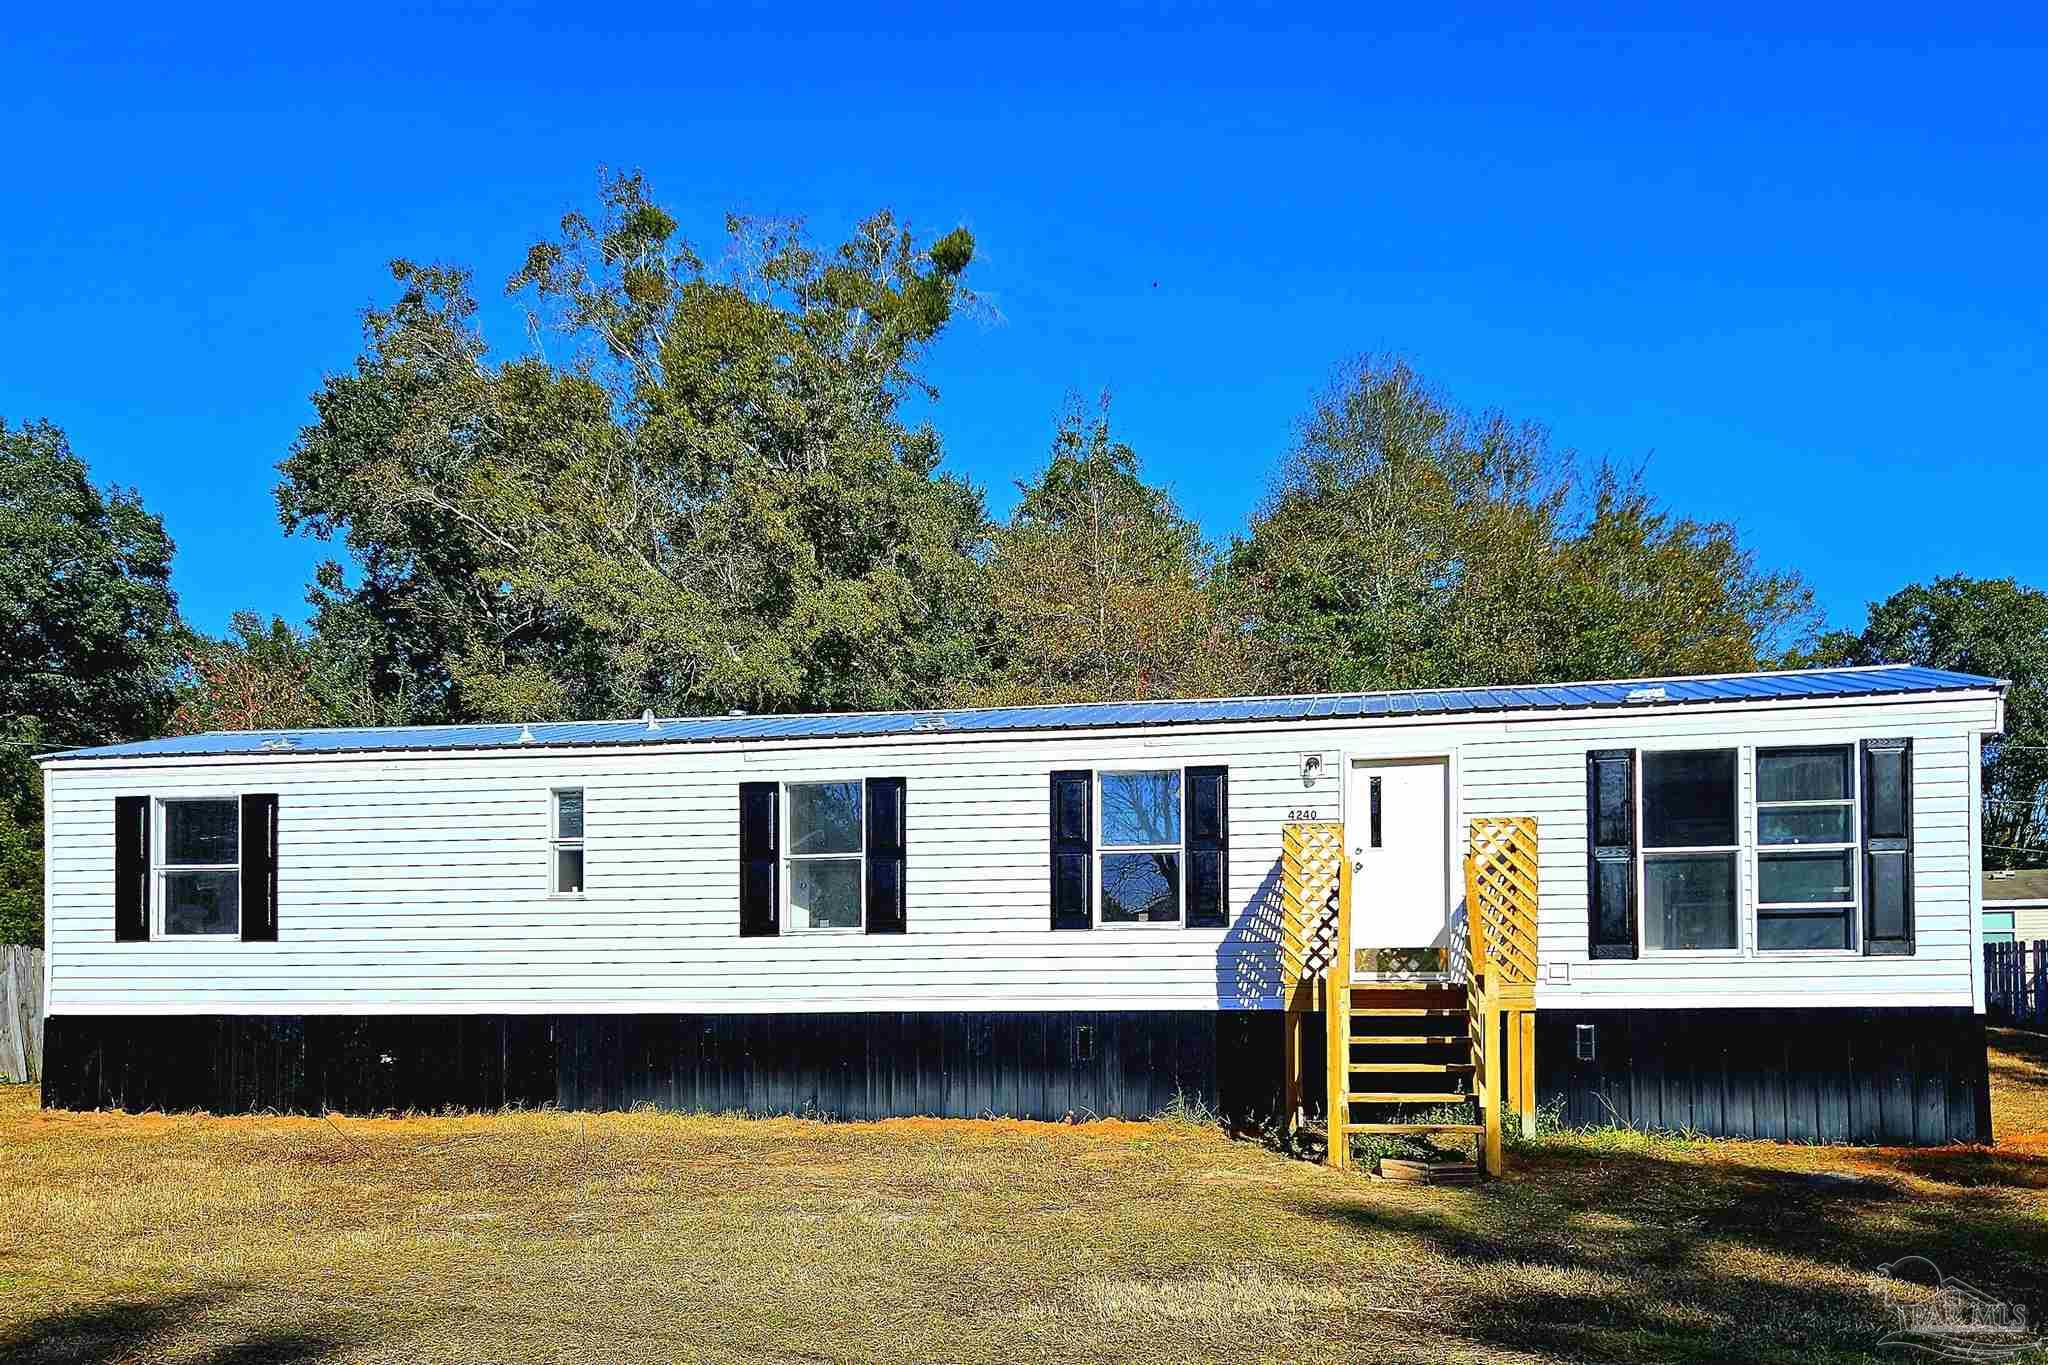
top-left (1985, 910), bottom-right (2016, 947)
top-left (1755, 746), bottom-right (1856, 950)
top-left (159, 799), bottom-right (240, 936)
top-left (1097, 770), bottom-right (1182, 925)
top-left (552, 789), bottom-right (585, 895)
top-left (787, 780), bottom-right (864, 931)
top-left (1639, 750), bottom-right (1738, 950)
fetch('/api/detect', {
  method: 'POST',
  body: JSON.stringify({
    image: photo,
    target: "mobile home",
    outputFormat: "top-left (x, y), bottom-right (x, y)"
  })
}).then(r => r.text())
top-left (37, 664), bottom-right (2002, 1145)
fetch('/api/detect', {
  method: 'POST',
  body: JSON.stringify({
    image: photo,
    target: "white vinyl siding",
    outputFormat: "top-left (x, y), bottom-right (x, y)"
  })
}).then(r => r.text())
top-left (39, 691), bottom-right (1997, 1016)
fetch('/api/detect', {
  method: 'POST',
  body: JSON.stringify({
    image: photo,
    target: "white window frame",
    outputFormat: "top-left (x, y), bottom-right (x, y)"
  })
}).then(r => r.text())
top-left (1751, 744), bottom-right (1860, 956)
top-left (550, 788), bottom-right (586, 897)
top-left (783, 779), bottom-right (866, 934)
top-left (155, 796), bottom-right (242, 939)
top-left (1094, 766), bottom-right (1185, 929)
top-left (1635, 748), bottom-right (1743, 956)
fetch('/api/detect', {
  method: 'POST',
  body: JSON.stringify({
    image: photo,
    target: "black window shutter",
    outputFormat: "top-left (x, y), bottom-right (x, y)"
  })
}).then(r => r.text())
top-left (1184, 765), bottom-right (1229, 929)
top-left (1861, 738), bottom-right (1914, 956)
top-left (240, 794), bottom-right (279, 942)
top-left (739, 781), bottom-right (780, 938)
top-left (865, 777), bottom-right (907, 935)
top-left (1586, 750), bottom-right (1638, 959)
top-left (114, 795), bottom-right (150, 942)
top-left (1050, 769), bottom-right (1093, 930)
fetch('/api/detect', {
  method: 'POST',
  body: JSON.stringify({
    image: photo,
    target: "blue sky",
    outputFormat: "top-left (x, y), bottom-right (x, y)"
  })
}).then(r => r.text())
top-left (6, 5), bottom-right (2044, 638)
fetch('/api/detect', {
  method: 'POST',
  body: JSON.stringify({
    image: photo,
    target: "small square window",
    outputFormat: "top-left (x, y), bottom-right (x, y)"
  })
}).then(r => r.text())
top-left (1641, 751), bottom-right (1737, 849)
top-left (164, 869), bottom-right (240, 936)
top-left (1642, 852), bottom-right (1738, 950)
top-left (1101, 852), bottom-right (1181, 924)
top-left (164, 799), bottom-right (239, 866)
top-left (1100, 771), bottom-right (1181, 848)
top-left (789, 781), bottom-right (863, 856)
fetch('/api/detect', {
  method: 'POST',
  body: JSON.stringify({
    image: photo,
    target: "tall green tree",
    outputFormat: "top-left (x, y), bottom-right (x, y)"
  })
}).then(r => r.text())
top-left (1228, 358), bottom-right (1818, 693)
top-left (974, 396), bottom-right (1256, 705)
top-left (278, 170), bottom-right (991, 723)
top-left (0, 419), bottom-right (181, 944)
top-left (1815, 576), bottom-right (2048, 869)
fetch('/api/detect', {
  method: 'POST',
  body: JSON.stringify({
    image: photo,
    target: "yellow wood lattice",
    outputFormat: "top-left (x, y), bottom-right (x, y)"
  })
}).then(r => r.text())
top-left (1279, 822), bottom-right (1342, 984)
top-left (1466, 817), bottom-right (1539, 992)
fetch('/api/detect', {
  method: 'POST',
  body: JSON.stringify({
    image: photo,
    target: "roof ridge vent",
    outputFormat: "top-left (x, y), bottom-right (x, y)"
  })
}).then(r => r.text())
top-left (258, 736), bottom-right (298, 751)
top-left (912, 714), bottom-right (950, 732)
top-left (1624, 686), bottom-right (1668, 703)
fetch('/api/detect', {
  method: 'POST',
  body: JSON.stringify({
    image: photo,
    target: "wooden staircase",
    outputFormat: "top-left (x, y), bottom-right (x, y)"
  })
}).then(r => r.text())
top-left (1281, 818), bottom-right (1541, 1175)
top-left (1341, 983), bottom-right (1480, 1126)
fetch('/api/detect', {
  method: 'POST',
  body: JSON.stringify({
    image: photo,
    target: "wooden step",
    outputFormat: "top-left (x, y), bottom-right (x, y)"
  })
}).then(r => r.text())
top-left (1345, 1034), bottom-right (1465, 1045)
top-left (1345, 1090), bottom-right (1470, 1103)
top-left (1351, 1007), bottom-right (1467, 1018)
top-left (1350, 1122), bottom-right (1484, 1134)
top-left (1349, 1061), bottom-right (1475, 1073)
top-left (1349, 980), bottom-right (1463, 992)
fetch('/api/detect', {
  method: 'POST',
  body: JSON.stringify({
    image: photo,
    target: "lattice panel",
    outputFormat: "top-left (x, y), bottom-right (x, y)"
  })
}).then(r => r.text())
top-left (1280, 822), bottom-right (1342, 983)
top-left (1356, 946), bottom-right (1447, 979)
top-left (1467, 817), bottom-right (1540, 989)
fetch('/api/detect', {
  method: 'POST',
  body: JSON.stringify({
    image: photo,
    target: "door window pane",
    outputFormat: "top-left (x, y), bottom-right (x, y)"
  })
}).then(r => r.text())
top-left (164, 870), bottom-right (239, 935)
top-left (1100, 771), bottom-right (1181, 847)
top-left (1756, 748), bottom-right (1849, 803)
top-left (164, 800), bottom-right (239, 865)
top-left (790, 858), bottom-right (862, 930)
top-left (789, 782), bottom-right (863, 855)
top-left (1759, 806), bottom-right (1854, 846)
top-left (1101, 852), bottom-right (1181, 924)
top-left (1642, 853), bottom-right (1737, 949)
top-left (1758, 912), bottom-right (1850, 951)
top-left (555, 847), bottom-right (585, 895)
top-left (1641, 752), bottom-right (1736, 848)
top-left (1759, 850), bottom-right (1854, 904)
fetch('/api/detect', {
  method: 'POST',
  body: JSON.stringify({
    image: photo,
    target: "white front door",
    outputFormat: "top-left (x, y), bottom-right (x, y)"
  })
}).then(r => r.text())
top-left (1347, 757), bottom-right (1451, 952)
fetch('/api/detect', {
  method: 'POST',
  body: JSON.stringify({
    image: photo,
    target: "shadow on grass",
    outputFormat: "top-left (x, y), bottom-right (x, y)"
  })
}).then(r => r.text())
top-left (1990, 1027), bottom-right (2048, 1091)
top-left (1, 1291), bottom-right (345, 1365)
top-left (1291, 1143), bottom-right (2048, 1364)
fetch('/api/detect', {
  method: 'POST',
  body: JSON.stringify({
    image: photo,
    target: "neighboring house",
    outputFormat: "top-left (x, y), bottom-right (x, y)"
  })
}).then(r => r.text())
top-left (35, 664), bottom-right (2004, 1144)
top-left (1984, 869), bottom-right (2048, 944)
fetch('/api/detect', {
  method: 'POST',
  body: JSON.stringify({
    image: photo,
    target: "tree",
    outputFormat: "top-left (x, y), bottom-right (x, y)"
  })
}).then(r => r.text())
top-left (0, 419), bottom-right (181, 943)
top-left (1815, 576), bottom-right (2048, 869)
top-left (278, 171), bottom-right (991, 723)
top-left (1228, 358), bottom-right (1818, 693)
top-left (972, 396), bottom-right (1258, 705)
top-left (168, 612), bottom-right (414, 736)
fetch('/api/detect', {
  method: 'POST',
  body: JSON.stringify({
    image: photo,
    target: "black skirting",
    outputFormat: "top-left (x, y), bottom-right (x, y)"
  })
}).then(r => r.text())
top-left (40, 1009), bottom-right (1285, 1124)
top-left (1536, 1006), bottom-right (1991, 1144)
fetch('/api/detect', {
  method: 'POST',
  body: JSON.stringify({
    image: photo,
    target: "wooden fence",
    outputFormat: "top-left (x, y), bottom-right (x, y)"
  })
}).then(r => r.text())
top-left (1, 945), bottom-right (44, 1084)
top-left (1987, 940), bottom-right (2048, 1032)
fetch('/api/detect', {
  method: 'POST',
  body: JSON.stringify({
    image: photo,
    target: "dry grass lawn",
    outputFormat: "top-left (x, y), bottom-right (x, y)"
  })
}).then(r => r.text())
top-left (4, 1030), bottom-right (2048, 1363)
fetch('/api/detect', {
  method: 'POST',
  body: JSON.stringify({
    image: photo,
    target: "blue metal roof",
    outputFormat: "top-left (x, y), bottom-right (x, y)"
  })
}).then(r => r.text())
top-left (40, 665), bottom-right (2003, 762)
